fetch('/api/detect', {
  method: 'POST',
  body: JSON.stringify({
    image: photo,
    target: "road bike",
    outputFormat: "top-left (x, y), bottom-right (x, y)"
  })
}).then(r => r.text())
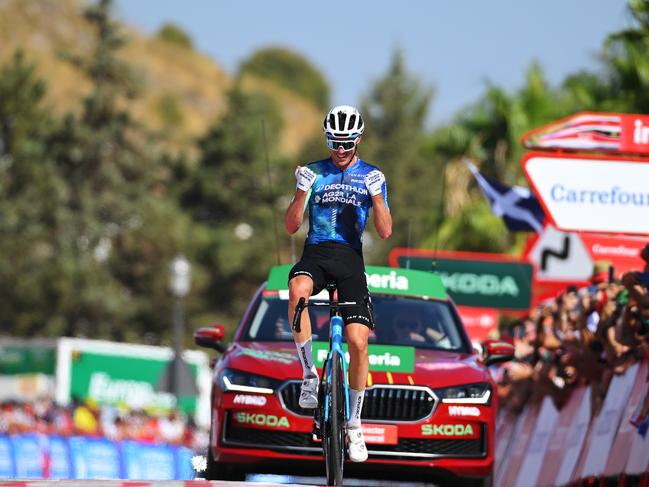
top-left (293, 282), bottom-right (371, 486)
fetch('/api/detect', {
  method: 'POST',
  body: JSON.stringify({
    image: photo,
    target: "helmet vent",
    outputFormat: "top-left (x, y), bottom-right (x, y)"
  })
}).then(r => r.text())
top-left (348, 114), bottom-right (357, 130)
top-left (337, 111), bottom-right (347, 131)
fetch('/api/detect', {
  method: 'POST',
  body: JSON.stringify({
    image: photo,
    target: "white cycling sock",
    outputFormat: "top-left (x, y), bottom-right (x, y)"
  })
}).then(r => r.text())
top-left (296, 337), bottom-right (318, 379)
top-left (348, 388), bottom-right (365, 428)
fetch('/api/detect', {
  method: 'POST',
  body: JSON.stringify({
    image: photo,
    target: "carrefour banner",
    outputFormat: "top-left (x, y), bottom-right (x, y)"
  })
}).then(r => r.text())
top-left (522, 152), bottom-right (649, 235)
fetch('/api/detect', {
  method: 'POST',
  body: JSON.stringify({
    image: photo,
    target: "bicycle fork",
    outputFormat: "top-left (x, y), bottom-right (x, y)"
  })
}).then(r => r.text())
top-left (324, 315), bottom-right (350, 423)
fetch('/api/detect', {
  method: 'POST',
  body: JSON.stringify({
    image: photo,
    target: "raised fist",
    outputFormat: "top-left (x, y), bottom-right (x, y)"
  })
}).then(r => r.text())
top-left (364, 169), bottom-right (385, 197)
top-left (295, 166), bottom-right (317, 192)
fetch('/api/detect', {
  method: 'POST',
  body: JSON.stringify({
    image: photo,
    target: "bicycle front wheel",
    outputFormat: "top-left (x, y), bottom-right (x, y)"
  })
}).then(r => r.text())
top-left (324, 349), bottom-right (345, 486)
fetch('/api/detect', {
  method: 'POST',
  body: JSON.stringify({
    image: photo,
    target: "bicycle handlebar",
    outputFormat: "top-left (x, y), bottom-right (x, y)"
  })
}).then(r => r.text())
top-left (292, 297), bottom-right (359, 333)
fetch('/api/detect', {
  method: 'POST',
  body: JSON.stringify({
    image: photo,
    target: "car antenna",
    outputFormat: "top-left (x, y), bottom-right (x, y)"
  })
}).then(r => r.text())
top-left (431, 158), bottom-right (448, 273)
top-left (262, 119), bottom-right (281, 265)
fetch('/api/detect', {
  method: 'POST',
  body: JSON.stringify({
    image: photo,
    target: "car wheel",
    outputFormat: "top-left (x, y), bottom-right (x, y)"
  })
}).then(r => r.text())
top-left (206, 448), bottom-right (246, 481)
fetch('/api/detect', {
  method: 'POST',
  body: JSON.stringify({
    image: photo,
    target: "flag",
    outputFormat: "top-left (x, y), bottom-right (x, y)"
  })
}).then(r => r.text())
top-left (464, 159), bottom-right (546, 233)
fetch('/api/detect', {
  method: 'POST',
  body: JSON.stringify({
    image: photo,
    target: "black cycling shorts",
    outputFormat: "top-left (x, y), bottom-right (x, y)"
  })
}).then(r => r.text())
top-left (288, 242), bottom-right (374, 329)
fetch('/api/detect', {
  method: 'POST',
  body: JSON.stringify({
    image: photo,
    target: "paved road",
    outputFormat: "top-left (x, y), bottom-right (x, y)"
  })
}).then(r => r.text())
top-left (0, 476), bottom-right (440, 487)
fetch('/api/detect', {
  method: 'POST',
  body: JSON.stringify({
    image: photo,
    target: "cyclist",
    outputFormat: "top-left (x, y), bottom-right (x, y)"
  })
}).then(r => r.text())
top-left (285, 105), bottom-right (392, 463)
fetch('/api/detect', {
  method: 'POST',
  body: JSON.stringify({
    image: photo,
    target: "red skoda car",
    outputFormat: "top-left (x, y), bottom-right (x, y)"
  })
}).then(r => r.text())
top-left (194, 265), bottom-right (513, 486)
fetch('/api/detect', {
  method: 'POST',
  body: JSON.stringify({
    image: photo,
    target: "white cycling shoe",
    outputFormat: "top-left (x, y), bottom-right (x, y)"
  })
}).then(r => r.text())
top-left (299, 377), bottom-right (319, 409)
top-left (347, 427), bottom-right (368, 462)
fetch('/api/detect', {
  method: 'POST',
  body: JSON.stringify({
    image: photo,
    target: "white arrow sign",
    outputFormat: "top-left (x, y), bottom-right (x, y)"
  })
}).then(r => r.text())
top-left (523, 153), bottom-right (649, 235)
top-left (527, 225), bottom-right (593, 281)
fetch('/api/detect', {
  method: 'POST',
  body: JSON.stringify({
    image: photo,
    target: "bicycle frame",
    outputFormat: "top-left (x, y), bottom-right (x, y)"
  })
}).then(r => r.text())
top-left (293, 285), bottom-right (374, 485)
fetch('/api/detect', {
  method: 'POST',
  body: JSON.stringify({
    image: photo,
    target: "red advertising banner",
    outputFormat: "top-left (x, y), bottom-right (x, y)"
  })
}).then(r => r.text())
top-left (456, 306), bottom-right (499, 342)
top-left (580, 233), bottom-right (647, 276)
top-left (521, 111), bottom-right (649, 155)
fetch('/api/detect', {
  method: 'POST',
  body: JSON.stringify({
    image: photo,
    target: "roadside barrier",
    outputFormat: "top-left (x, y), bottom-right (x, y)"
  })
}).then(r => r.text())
top-left (496, 360), bottom-right (649, 486)
top-left (0, 434), bottom-right (195, 480)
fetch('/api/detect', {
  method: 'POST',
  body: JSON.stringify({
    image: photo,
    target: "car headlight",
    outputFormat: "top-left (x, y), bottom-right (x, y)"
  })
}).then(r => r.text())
top-left (219, 368), bottom-right (279, 394)
top-left (434, 382), bottom-right (491, 405)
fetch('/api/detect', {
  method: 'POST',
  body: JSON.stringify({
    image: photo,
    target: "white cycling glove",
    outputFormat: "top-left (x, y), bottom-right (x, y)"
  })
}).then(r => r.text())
top-left (364, 169), bottom-right (385, 197)
top-left (295, 166), bottom-right (317, 192)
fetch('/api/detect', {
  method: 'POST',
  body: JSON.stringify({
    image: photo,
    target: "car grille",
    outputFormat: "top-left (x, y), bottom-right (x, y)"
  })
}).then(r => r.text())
top-left (221, 413), bottom-right (486, 459)
top-left (279, 381), bottom-right (437, 422)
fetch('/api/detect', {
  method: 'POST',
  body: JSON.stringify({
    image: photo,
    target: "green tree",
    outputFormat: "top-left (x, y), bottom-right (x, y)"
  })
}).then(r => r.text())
top-left (0, 50), bottom-right (67, 335)
top-left (181, 84), bottom-right (289, 320)
top-left (359, 50), bottom-right (435, 261)
top-left (239, 47), bottom-right (330, 110)
top-left (157, 22), bottom-right (194, 50)
top-left (601, 0), bottom-right (649, 112)
top-left (47, 0), bottom-right (187, 341)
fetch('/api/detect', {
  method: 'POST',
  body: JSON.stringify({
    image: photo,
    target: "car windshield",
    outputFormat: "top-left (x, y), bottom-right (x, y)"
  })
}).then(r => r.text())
top-left (243, 294), bottom-right (469, 353)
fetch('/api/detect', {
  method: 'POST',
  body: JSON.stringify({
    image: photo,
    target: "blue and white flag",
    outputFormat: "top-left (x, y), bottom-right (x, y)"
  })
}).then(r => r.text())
top-left (464, 159), bottom-right (546, 233)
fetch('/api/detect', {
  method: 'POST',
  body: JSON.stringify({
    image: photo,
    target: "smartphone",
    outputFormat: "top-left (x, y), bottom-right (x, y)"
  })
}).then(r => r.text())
top-left (608, 265), bottom-right (615, 283)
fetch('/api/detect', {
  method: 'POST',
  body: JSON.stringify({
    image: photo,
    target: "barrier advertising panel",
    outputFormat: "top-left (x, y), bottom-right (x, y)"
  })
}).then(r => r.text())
top-left (537, 385), bottom-right (587, 487)
top-left (11, 434), bottom-right (43, 478)
top-left (625, 361), bottom-right (649, 475)
top-left (122, 441), bottom-right (177, 480)
top-left (0, 434), bottom-right (195, 480)
top-left (0, 436), bottom-right (14, 478)
top-left (555, 387), bottom-right (592, 485)
top-left (68, 436), bottom-right (122, 479)
top-left (514, 396), bottom-right (559, 487)
top-left (48, 435), bottom-right (72, 479)
top-left (522, 152), bottom-right (649, 235)
top-left (580, 363), bottom-right (639, 478)
top-left (605, 361), bottom-right (649, 476)
top-left (497, 401), bottom-right (540, 487)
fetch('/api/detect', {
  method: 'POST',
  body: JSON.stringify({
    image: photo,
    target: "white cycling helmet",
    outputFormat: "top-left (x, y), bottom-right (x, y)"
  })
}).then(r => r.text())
top-left (323, 105), bottom-right (364, 140)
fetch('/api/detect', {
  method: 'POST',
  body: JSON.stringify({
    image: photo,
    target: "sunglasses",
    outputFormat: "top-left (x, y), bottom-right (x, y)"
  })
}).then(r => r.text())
top-left (326, 137), bottom-right (358, 152)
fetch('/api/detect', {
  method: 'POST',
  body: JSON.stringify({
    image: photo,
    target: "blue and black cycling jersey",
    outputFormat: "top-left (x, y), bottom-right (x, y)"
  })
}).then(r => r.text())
top-left (303, 158), bottom-right (389, 251)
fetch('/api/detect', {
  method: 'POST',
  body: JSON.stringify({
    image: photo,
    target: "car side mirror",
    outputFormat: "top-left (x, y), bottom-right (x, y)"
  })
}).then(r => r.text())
top-left (482, 339), bottom-right (515, 367)
top-left (193, 324), bottom-right (226, 353)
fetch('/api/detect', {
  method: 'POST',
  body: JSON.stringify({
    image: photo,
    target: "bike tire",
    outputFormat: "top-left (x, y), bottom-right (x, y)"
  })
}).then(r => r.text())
top-left (324, 350), bottom-right (345, 486)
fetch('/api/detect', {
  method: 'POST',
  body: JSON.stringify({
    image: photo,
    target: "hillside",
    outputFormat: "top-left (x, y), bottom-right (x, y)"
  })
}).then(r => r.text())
top-left (0, 0), bottom-right (322, 156)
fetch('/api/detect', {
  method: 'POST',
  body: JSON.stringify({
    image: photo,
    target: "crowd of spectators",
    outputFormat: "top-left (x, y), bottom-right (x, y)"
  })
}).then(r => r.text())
top-left (494, 242), bottom-right (649, 432)
top-left (0, 396), bottom-right (208, 450)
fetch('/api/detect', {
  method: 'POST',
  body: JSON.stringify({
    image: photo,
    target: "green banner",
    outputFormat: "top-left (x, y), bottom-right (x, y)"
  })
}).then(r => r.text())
top-left (69, 351), bottom-right (198, 414)
top-left (266, 264), bottom-right (447, 300)
top-left (312, 342), bottom-right (415, 373)
top-left (396, 256), bottom-right (532, 309)
top-left (0, 343), bottom-right (56, 375)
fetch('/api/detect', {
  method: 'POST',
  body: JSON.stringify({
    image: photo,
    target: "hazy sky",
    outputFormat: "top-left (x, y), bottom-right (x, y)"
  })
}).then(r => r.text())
top-left (116, 1), bottom-right (631, 127)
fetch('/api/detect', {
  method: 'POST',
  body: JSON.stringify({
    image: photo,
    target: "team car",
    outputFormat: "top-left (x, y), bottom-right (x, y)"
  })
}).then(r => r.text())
top-left (193, 265), bottom-right (514, 486)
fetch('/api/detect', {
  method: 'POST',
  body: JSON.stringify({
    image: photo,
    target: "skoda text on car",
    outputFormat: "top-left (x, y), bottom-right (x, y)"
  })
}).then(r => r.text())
top-left (193, 265), bottom-right (513, 485)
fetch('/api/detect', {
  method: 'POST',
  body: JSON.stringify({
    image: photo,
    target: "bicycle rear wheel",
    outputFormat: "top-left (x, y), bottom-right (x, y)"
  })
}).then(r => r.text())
top-left (323, 350), bottom-right (345, 486)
